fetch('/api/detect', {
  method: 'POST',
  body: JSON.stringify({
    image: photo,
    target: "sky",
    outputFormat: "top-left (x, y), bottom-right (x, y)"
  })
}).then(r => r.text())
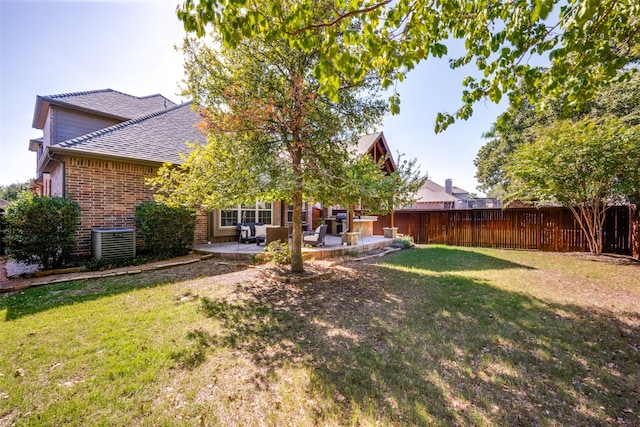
top-left (0, 0), bottom-right (507, 195)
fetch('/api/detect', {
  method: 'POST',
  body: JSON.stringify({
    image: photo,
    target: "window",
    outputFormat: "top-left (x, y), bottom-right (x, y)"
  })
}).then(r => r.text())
top-left (220, 201), bottom-right (272, 227)
top-left (287, 202), bottom-right (307, 223)
top-left (257, 201), bottom-right (272, 224)
top-left (220, 209), bottom-right (237, 227)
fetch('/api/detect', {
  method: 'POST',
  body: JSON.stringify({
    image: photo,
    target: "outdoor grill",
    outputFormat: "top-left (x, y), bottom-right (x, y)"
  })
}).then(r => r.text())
top-left (335, 212), bottom-right (347, 233)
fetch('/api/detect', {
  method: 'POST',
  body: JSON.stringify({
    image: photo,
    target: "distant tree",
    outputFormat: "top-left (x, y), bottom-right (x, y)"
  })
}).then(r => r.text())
top-left (377, 154), bottom-right (427, 228)
top-left (151, 28), bottom-right (389, 272)
top-left (0, 181), bottom-right (31, 201)
top-left (504, 116), bottom-right (640, 255)
top-left (178, 0), bottom-right (640, 132)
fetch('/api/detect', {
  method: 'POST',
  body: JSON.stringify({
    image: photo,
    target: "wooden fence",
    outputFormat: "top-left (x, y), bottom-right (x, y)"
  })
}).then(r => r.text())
top-left (373, 206), bottom-right (636, 256)
top-left (0, 212), bottom-right (5, 256)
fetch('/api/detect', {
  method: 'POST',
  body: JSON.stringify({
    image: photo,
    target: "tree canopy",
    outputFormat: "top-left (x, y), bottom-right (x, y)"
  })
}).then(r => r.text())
top-left (151, 31), bottom-right (409, 272)
top-left (475, 70), bottom-right (640, 194)
top-left (177, 0), bottom-right (640, 132)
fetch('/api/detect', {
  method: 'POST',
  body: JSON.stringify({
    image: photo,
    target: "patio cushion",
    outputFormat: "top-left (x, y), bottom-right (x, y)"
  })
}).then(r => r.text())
top-left (254, 224), bottom-right (267, 237)
top-left (240, 225), bottom-right (251, 239)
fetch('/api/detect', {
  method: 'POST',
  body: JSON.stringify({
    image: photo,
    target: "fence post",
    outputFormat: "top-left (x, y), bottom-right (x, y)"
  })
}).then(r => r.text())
top-left (631, 205), bottom-right (640, 260)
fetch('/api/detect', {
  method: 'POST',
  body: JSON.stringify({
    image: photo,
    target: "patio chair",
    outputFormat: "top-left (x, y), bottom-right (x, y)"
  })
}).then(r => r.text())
top-left (303, 224), bottom-right (328, 247)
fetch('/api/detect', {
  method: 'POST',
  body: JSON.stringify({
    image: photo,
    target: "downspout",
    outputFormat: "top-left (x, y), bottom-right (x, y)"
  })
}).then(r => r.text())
top-left (46, 150), bottom-right (66, 198)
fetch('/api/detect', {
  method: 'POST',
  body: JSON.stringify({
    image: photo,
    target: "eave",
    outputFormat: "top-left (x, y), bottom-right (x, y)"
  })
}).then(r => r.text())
top-left (47, 145), bottom-right (172, 168)
top-left (29, 137), bottom-right (43, 152)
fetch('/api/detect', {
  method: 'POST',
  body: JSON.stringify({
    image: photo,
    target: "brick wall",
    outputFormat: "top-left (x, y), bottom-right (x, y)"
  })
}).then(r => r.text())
top-left (64, 156), bottom-right (208, 256)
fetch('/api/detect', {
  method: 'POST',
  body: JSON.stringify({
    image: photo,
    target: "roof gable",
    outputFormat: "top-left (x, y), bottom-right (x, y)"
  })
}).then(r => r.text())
top-left (356, 131), bottom-right (397, 174)
top-left (33, 89), bottom-right (177, 129)
top-left (50, 103), bottom-right (204, 165)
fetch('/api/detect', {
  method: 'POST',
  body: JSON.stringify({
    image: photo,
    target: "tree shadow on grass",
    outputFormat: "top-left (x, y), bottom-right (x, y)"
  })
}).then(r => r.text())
top-left (0, 259), bottom-right (248, 321)
top-left (387, 245), bottom-right (536, 273)
top-left (177, 263), bottom-right (640, 425)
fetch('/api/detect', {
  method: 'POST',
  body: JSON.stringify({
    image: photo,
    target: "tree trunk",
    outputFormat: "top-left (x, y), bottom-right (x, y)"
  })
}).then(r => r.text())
top-left (289, 72), bottom-right (305, 273)
top-left (290, 151), bottom-right (304, 273)
top-left (570, 203), bottom-right (605, 255)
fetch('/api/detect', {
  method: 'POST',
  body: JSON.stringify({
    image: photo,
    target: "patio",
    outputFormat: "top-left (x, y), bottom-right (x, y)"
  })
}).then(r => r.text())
top-left (193, 234), bottom-right (395, 260)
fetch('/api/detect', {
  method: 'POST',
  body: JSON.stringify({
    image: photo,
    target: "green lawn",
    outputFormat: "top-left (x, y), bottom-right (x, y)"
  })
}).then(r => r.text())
top-left (1, 246), bottom-right (639, 426)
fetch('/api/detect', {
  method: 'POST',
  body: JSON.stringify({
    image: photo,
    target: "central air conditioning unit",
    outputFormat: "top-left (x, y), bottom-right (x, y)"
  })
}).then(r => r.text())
top-left (91, 228), bottom-right (136, 260)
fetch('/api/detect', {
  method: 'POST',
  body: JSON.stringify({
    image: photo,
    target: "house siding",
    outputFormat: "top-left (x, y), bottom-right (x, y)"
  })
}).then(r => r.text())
top-left (43, 109), bottom-right (53, 147)
top-left (63, 155), bottom-right (208, 256)
top-left (53, 107), bottom-right (121, 145)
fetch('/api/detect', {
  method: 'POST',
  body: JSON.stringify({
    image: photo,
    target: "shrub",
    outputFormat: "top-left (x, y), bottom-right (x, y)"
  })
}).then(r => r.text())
top-left (393, 235), bottom-right (414, 249)
top-left (4, 193), bottom-right (80, 270)
top-left (135, 201), bottom-right (196, 257)
top-left (262, 240), bottom-right (292, 265)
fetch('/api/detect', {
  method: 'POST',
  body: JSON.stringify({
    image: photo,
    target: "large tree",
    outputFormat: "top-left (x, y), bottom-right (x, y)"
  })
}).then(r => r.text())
top-left (151, 32), bottom-right (391, 272)
top-left (503, 115), bottom-right (640, 255)
top-left (177, 0), bottom-right (640, 132)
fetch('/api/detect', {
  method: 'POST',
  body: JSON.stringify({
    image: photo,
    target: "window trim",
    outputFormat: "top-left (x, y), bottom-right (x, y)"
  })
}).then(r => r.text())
top-left (220, 201), bottom-right (273, 228)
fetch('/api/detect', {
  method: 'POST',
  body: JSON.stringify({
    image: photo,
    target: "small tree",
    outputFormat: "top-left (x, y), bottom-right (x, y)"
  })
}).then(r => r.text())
top-left (504, 115), bottom-right (640, 254)
top-left (4, 193), bottom-right (80, 269)
top-left (135, 201), bottom-right (196, 257)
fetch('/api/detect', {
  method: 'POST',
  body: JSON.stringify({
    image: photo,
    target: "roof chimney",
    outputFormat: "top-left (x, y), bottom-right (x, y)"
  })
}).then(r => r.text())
top-left (445, 179), bottom-right (453, 195)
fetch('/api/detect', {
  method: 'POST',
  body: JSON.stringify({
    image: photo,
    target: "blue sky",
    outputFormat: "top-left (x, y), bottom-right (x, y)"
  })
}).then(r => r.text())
top-left (0, 0), bottom-right (506, 194)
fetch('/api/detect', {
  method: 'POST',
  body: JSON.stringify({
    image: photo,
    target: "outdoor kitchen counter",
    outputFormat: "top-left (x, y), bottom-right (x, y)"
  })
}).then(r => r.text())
top-left (325, 216), bottom-right (377, 237)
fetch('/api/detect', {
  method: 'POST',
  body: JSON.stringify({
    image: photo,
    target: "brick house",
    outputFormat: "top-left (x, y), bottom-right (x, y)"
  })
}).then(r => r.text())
top-left (29, 89), bottom-right (396, 256)
top-left (29, 89), bottom-right (213, 256)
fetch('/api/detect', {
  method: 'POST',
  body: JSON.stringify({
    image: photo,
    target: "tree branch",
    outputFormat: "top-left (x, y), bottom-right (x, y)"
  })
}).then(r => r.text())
top-left (287, 0), bottom-right (393, 35)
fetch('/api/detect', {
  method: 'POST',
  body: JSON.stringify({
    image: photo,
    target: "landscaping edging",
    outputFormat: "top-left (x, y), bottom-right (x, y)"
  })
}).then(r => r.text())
top-left (1, 246), bottom-right (406, 293)
top-left (0, 254), bottom-right (215, 294)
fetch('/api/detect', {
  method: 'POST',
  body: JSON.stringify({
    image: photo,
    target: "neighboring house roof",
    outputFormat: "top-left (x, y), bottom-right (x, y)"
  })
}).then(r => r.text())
top-left (32, 89), bottom-right (176, 129)
top-left (415, 180), bottom-right (462, 203)
top-left (49, 102), bottom-right (204, 165)
top-left (452, 186), bottom-right (468, 196)
top-left (0, 199), bottom-right (9, 210)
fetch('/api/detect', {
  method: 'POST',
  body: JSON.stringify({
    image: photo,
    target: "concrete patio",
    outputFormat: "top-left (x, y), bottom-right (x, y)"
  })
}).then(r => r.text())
top-left (193, 234), bottom-right (395, 260)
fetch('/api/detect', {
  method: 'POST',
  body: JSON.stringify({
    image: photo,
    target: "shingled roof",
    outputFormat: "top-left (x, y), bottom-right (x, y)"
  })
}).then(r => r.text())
top-left (49, 102), bottom-right (204, 165)
top-left (414, 180), bottom-right (462, 203)
top-left (32, 89), bottom-right (176, 129)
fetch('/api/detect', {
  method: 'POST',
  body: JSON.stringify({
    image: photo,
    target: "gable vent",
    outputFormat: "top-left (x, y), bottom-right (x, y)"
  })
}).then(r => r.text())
top-left (92, 228), bottom-right (136, 260)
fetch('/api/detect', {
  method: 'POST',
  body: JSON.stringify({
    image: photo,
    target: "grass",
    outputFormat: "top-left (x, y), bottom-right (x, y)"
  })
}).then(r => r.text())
top-left (1, 246), bottom-right (639, 426)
